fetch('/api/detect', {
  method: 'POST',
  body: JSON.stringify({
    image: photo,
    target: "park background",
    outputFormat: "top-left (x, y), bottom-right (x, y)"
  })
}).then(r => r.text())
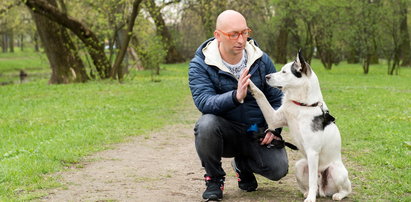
top-left (0, 0), bottom-right (410, 201)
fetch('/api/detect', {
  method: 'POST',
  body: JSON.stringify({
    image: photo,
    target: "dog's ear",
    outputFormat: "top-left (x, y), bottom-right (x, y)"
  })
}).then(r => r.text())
top-left (294, 49), bottom-right (312, 77)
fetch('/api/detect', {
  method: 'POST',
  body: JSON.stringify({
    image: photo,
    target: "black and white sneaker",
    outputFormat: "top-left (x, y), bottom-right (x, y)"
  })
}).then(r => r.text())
top-left (231, 160), bottom-right (258, 192)
top-left (202, 175), bottom-right (224, 201)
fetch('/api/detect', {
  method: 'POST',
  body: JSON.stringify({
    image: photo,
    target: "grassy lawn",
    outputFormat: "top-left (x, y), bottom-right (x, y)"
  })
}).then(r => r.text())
top-left (311, 60), bottom-right (411, 201)
top-left (0, 55), bottom-right (191, 200)
top-left (0, 49), bottom-right (49, 84)
top-left (0, 51), bottom-right (410, 201)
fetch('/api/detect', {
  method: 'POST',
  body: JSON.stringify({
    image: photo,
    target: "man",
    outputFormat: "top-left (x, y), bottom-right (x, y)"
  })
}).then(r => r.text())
top-left (188, 10), bottom-right (288, 201)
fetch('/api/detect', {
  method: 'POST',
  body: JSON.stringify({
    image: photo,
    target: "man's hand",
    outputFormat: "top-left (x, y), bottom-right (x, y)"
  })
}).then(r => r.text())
top-left (236, 68), bottom-right (251, 102)
top-left (260, 131), bottom-right (281, 145)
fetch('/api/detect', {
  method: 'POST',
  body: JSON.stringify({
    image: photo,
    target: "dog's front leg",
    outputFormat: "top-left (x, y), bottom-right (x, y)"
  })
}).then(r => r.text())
top-left (248, 80), bottom-right (285, 129)
top-left (305, 150), bottom-right (319, 202)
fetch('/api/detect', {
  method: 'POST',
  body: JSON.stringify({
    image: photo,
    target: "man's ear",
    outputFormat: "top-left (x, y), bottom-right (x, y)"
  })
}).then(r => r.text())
top-left (214, 30), bottom-right (221, 42)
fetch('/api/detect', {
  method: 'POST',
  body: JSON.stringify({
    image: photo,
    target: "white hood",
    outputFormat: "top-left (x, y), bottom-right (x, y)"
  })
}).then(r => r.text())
top-left (202, 39), bottom-right (264, 76)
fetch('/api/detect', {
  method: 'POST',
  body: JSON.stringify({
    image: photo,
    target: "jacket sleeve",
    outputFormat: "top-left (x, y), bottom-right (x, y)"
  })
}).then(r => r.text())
top-left (188, 58), bottom-right (240, 114)
top-left (262, 54), bottom-right (283, 110)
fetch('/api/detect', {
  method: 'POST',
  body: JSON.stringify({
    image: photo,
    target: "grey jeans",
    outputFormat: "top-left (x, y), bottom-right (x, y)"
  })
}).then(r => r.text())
top-left (194, 114), bottom-right (288, 180)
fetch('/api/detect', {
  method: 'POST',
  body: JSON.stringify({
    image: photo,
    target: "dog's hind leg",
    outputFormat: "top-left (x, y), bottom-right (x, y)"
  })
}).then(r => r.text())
top-left (328, 162), bottom-right (352, 200)
top-left (318, 167), bottom-right (338, 198)
top-left (295, 159), bottom-right (309, 197)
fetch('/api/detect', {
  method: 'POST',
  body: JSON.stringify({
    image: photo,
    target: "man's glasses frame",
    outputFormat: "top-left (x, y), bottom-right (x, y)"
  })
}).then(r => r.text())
top-left (218, 29), bottom-right (252, 40)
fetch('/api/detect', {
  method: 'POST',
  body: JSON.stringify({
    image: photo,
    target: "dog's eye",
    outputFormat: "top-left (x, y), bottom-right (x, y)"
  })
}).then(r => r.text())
top-left (282, 70), bottom-right (286, 73)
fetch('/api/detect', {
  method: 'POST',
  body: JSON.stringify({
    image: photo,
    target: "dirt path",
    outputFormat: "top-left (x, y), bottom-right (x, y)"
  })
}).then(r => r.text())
top-left (40, 100), bottom-right (342, 202)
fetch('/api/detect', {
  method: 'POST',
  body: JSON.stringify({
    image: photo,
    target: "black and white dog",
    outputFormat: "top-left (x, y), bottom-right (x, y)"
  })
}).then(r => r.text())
top-left (248, 51), bottom-right (351, 201)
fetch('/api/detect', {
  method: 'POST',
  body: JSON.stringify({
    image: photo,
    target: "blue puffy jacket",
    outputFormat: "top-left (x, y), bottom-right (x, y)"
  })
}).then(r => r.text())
top-left (188, 38), bottom-right (283, 127)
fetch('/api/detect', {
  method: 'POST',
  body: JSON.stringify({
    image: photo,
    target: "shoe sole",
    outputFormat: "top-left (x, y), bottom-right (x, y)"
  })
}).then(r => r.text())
top-left (203, 193), bottom-right (222, 201)
top-left (203, 196), bottom-right (222, 201)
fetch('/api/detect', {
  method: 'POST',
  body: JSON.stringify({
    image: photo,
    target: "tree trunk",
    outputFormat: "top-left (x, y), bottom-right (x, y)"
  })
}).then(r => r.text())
top-left (25, 0), bottom-right (111, 79)
top-left (20, 34), bottom-right (24, 51)
top-left (313, 25), bottom-right (333, 69)
top-left (363, 55), bottom-right (370, 74)
top-left (113, 28), bottom-right (128, 78)
top-left (302, 22), bottom-right (315, 64)
top-left (399, 4), bottom-right (411, 66)
top-left (316, 44), bottom-right (333, 70)
top-left (33, 32), bottom-right (40, 51)
top-left (275, 27), bottom-right (288, 64)
top-left (347, 48), bottom-right (360, 64)
top-left (389, 48), bottom-right (401, 75)
top-left (111, 0), bottom-right (143, 80)
top-left (2, 33), bottom-right (7, 53)
top-left (145, 0), bottom-right (184, 63)
top-left (8, 30), bottom-right (14, 53)
top-left (30, 0), bottom-right (88, 84)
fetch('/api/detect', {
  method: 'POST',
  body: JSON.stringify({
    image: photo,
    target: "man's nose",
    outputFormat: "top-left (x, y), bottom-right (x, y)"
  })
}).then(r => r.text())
top-left (237, 34), bottom-right (246, 43)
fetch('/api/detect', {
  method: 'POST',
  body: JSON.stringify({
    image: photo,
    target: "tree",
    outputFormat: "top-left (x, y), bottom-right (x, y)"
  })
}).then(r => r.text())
top-left (185, 0), bottom-right (227, 39)
top-left (271, 0), bottom-right (292, 64)
top-left (29, 0), bottom-right (88, 83)
top-left (399, 0), bottom-right (411, 66)
top-left (24, 0), bottom-right (111, 79)
top-left (380, 0), bottom-right (409, 75)
top-left (23, 0), bottom-right (143, 81)
top-left (111, 0), bottom-right (142, 80)
top-left (310, 0), bottom-right (346, 70)
top-left (144, 0), bottom-right (184, 63)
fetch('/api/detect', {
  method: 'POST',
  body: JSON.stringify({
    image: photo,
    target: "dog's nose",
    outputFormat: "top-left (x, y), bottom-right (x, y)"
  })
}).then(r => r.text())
top-left (266, 75), bottom-right (271, 80)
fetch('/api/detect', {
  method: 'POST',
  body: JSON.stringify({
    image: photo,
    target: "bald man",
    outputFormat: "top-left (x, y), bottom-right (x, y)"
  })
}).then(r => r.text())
top-left (189, 10), bottom-right (288, 201)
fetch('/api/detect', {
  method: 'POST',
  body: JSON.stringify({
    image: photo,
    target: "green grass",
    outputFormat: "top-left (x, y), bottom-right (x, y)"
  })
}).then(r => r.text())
top-left (307, 60), bottom-right (411, 201)
top-left (0, 49), bottom-right (49, 83)
top-left (0, 52), bottom-right (410, 201)
top-left (0, 62), bottom-right (191, 200)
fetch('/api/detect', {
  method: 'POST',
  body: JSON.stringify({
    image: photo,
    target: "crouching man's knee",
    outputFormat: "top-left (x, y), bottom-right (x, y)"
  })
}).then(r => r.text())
top-left (259, 149), bottom-right (289, 181)
top-left (195, 114), bottom-right (221, 138)
top-left (265, 164), bottom-right (288, 181)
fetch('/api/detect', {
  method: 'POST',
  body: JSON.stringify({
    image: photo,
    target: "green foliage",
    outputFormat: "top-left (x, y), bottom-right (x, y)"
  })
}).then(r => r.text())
top-left (133, 15), bottom-right (167, 72)
top-left (267, 0), bottom-right (411, 71)
top-left (134, 35), bottom-right (166, 71)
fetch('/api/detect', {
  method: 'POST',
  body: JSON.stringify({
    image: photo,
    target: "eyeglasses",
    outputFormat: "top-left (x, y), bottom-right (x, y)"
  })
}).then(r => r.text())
top-left (218, 29), bottom-right (252, 40)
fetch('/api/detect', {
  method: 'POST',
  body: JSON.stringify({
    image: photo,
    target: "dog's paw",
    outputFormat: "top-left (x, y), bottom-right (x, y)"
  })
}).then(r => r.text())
top-left (248, 80), bottom-right (260, 93)
top-left (303, 192), bottom-right (308, 198)
top-left (304, 193), bottom-right (316, 202)
top-left (332, 193), bottom-right (344, 201)
top-left (248, 86), bottom-right (264, 99)
top-left (304, 197), bottom-right (316, 202)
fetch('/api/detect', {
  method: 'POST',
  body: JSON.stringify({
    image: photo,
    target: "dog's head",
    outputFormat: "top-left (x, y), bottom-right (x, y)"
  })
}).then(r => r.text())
top-left (266, 50), bottom-right (313, 91)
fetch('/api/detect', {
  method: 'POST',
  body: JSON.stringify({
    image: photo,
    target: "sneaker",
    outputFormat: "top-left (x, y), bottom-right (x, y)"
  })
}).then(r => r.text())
top-left (202, 175), bottom-right (224, 201)
top-left (231, 160), bottom-right (258, 192)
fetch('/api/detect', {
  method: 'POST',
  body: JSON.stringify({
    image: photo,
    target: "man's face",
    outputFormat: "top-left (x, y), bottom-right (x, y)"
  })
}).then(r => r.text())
top-left (215, 18), bottom-right (248, 57)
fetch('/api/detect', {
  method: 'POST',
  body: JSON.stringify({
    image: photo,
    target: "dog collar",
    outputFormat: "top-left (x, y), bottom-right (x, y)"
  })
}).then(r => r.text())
top-left (291, 100), bottom-right (320, 107)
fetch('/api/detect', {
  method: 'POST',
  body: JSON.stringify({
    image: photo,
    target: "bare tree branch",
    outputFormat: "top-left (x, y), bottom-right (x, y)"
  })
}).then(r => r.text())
top-left (111, 0), bottom-right (143, 80)
top-left (160, 0), bottom-right (181, 9)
